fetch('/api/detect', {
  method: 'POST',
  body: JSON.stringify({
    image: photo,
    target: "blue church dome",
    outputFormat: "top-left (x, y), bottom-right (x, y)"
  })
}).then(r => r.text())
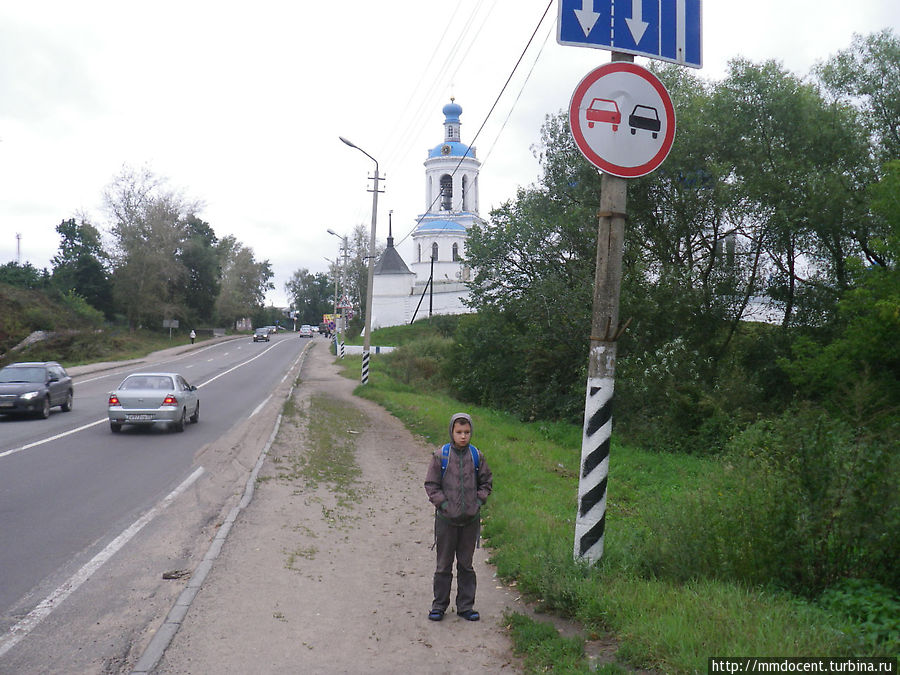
top-left (443, 101), bottom-right (463, 123)
top-left (428, 141), bottom-right (475, 159)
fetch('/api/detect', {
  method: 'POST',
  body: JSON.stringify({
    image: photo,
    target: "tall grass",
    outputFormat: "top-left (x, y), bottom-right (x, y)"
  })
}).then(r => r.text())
top-left (339, 354), bottom-right (883, 672)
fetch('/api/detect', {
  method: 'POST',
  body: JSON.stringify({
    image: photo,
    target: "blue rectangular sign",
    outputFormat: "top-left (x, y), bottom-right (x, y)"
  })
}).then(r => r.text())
top-left (557, 0), bottom-right (702, 69)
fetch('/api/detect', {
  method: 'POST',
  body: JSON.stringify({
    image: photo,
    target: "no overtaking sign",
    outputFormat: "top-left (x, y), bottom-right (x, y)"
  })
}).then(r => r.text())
top-left (569, 61), bottom-right (675, 178)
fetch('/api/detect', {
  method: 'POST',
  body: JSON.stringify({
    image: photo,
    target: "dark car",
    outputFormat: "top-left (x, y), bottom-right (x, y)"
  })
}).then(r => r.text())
top-left (0, 361), bottom-right (74, 418)
top-left (253, 328), bottom-right (270, 342)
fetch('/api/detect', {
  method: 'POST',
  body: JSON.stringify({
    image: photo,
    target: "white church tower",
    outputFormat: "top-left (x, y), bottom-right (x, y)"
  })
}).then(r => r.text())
top-left (371, 100), bottom-right (482, 329)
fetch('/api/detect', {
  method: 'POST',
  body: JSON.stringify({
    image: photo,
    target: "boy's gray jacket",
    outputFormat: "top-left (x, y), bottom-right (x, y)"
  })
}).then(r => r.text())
top-left (424, 415), bottom-right (493, 525)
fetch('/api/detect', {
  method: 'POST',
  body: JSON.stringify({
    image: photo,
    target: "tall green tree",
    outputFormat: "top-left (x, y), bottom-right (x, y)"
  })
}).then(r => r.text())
top-left (815, 28), bottom-right (900, 164)
top-left (712, 58), bottom-right (872, 327)
top-left (341, 224), bottom-right (384, 335)
top-left (285, 268), bottom-right (332, 326)
top-left (179, 215), bottom-right (221, 323)
top-left (214, 235), bottom-right (274, 329)
top-left (50, 217), bottom-right (113, 317)
top-left (103, 165), bottom-right (200, 330)
top-left (0, 262), bottom-right (50, 289)
top-left (815, 29), bottom-right (900, 269)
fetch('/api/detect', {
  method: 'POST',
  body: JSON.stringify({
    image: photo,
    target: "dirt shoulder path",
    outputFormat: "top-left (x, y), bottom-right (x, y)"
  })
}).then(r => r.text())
top-left (154, 339), bottom-right (526, 674)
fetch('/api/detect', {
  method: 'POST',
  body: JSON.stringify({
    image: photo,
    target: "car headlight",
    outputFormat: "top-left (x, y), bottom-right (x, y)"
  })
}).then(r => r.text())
top-left (20, 390), bottom-right (41, 400)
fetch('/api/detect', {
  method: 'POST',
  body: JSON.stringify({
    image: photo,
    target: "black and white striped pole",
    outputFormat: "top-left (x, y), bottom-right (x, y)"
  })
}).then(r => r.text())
top-left (576, 171), bottom-right (627, 563)
top-left (339, 136), bottom-right (383, 386)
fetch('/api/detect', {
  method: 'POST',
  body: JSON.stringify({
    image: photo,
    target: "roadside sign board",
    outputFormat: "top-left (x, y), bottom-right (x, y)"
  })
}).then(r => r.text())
top-left (558, 0), bottom-right (702, 69)
top-left (569, 62), bottom-right (675, 178)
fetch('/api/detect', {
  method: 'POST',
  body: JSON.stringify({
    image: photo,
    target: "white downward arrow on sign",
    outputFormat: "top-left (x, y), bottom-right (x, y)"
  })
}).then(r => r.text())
top-left (625, 0), bottom-right (649, 44)
top-left (574, 0), bottom-right (601, 37)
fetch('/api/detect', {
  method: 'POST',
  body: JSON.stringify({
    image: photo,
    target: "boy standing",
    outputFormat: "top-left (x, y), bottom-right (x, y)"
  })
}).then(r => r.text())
top-left (424, 413), bottom-right (493, 621)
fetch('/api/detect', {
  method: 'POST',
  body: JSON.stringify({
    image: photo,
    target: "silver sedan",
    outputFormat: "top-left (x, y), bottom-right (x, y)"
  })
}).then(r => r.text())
top-left (107, 372), bottom-right (200, 433)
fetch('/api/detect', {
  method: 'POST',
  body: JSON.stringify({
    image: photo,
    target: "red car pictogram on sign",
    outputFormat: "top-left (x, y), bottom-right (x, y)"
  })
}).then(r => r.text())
top-left (586, 98), bottom-right (621, 131)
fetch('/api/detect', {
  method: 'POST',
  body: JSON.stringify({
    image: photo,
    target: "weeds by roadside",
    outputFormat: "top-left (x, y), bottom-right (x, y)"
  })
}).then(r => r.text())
top-left (272, 391), bottom-right (369, 571)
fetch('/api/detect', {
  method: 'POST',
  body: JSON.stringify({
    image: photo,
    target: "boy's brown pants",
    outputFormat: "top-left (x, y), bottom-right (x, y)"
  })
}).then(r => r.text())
top-left (431, 515), bottom-right (479, 613)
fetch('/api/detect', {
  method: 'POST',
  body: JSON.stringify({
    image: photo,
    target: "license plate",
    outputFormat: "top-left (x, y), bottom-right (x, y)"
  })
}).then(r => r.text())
top-left (126, 414), bottom-right (153, 421)
top-left (0, 402), bottom-right (13, 408)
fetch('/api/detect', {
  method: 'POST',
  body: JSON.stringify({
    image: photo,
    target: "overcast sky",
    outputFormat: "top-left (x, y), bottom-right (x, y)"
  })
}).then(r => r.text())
top-left (1, 1), bottom-right (897, 307)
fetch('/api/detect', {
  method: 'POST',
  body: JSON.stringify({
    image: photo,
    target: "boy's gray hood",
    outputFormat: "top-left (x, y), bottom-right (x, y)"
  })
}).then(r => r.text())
top-left (449, 412), bottom-right (473, 445)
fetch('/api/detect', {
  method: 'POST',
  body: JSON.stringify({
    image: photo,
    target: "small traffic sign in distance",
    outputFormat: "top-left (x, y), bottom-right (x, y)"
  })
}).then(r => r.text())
top-left (569, 62), bottom-right (675, 178)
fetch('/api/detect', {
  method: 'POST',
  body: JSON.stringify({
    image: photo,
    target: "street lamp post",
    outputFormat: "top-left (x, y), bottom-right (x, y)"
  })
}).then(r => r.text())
top-left (339, 136), bottom-right (382, 385)
top-left (327, 228), bottom-right (349, 335)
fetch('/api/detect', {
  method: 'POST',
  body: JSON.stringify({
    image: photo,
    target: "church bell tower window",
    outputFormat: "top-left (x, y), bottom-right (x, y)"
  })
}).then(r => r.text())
top-left (452, 243), bottom-right (459, 261)
top-left (432, 242), bottom-right (439, 261)
top-left (440, 175), bottom-right (453, 211)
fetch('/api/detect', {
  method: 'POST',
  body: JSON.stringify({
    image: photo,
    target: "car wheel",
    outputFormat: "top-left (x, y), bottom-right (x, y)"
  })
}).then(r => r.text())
top-left (39, 396), bottom-right (51, 419)
top-left (61, 390), bottom-right (73, 412)
top-left (189, 401), bottom-right (200, 424)
top-left (110, 421), bottom-right (122, 433)
top-left (173, 408), bottom-right (186, 432)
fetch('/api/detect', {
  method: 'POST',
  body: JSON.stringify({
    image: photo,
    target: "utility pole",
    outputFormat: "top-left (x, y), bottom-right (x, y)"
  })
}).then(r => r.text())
top-left (576, 169), bottom-right (628, 562)
top-left (339, 135), bottom-right (383, 385)
top-left (556, 0), bottom-right (685, 565)
top-left (429, 254), bottom-right (435, 318)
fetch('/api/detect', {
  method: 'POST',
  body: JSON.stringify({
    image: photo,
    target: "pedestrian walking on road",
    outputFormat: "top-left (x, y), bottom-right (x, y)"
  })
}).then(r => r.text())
top-left (424, 412), bottom-right (492, 622)
top-left (189, 329), bottom-right (196, 344)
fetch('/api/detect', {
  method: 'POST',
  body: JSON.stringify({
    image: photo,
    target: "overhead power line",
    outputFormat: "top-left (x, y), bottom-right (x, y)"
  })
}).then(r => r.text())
top-left (394, 0), bottom-right (555, 248)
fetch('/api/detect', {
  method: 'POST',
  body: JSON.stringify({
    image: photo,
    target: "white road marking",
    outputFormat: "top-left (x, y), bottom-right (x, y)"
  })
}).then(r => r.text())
top-left (249, 395), bottom-right (271, 418)
top-left (0, 418), bottom-right (107, 460)
top-left (0, 467), bottom-right (205, 659)
top-left (75, 342), bottom-right (229, 385)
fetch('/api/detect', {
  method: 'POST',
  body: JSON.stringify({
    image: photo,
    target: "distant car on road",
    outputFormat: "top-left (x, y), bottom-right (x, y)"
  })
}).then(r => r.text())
top-left (107, 372), bottom-right (199, 433)
top-left (0, 361), bottom-right (73, 419)
top-left (586, 98), bottom-right (621, 131)
top-left (629, 104), bottom-right (661, 138)
top-left (253, 328), bottom-right (270, 342)
top-left (298, 325), bottom-right (314, 337)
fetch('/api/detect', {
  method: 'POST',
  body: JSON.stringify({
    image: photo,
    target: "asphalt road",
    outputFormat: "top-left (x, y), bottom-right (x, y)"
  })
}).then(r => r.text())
top-left (0, 332), bottom-right (311, 672)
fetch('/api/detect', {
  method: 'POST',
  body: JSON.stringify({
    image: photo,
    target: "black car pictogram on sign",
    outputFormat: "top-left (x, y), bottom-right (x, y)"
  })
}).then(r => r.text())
top-left (629, 105), bottom-right (661, 138)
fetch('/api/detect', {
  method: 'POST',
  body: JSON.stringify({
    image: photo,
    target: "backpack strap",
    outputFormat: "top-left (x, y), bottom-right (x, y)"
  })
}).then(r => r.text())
top-left (440, 443), bottom-right (451, 477)
top-left (440, 443), bottom-right (480, 477)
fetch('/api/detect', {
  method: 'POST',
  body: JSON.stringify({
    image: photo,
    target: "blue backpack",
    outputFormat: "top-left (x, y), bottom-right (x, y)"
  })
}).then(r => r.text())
top-left (440, 443), bottom-right (480, 478)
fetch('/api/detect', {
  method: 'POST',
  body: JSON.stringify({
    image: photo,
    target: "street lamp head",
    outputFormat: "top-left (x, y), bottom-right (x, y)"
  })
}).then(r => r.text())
top-left (339, 136), bottom-right (357, 150)
top-left (327, 228), bottom-right (338, 237)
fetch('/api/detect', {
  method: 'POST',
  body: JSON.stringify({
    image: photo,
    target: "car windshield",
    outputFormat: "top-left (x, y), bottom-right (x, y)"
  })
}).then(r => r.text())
top-left (0, 367), bottom-right (46, 383)
top-left (120, 375), bottom-right (174, 390)
top-left (255, 329), bottom-right (267, 334)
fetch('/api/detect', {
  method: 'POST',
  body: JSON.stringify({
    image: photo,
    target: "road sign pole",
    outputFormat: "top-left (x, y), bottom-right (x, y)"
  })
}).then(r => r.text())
top-left (574, 52), bottom-right (632, 564)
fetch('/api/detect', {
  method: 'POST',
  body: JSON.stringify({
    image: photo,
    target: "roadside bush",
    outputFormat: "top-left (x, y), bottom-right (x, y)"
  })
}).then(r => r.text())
top-left (819, 579), bottom-right (900, 654)
top-left (24, 305), bottom-right (56, 332)
top-left (57, 290), bottom-right (105, 326)
top-left (382, 335), bottom-right (453, 388)
top-left (616, 338), bottom-right (731, 453)
top-left (635, 406), bottom-right (900, 596)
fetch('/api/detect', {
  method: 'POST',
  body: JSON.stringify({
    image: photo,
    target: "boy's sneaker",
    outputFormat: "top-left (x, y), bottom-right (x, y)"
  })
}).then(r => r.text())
top-left (458, 610), bottom-right (480, 621)
top-left (428, 609), bottom-right (444, 621)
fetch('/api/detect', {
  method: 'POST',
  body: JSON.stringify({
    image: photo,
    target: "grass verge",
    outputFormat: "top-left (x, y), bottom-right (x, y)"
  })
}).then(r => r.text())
top-left (335, 354), bottom-right (871, 673)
